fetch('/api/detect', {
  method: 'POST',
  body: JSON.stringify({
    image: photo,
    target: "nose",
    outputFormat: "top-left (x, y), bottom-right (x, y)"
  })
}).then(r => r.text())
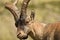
top-left (17, 33), bottom-right (21, 38)
top-left (17, 33), bottom-right (28, 39)
top-left (17, 33), bottom-right (20, 37)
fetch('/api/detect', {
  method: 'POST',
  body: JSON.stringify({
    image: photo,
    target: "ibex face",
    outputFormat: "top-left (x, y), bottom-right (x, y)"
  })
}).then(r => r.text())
top-left (16, 20), bottom-right (30, 39)
top-left (15, 11), bottom-right (35, 39)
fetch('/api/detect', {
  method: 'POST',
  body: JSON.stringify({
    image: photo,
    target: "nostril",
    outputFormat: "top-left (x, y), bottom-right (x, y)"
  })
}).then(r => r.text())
top-left (17, 33), bottom-right (21, 37)
top-left (17, 34), bottom-right (19, 36)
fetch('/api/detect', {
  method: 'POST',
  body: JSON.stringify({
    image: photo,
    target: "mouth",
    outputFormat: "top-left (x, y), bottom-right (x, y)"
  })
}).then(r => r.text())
top-left (22, 35), bottom-right (28, 39)
top-left (17, 35), bottom-right (28, 39)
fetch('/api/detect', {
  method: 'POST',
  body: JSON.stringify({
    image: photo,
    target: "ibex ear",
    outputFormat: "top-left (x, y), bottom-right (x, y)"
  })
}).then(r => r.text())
top-left (30, 10), bottom-right (35, 20)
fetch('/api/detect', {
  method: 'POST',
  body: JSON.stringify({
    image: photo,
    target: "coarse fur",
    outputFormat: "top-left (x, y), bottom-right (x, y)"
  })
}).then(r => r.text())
top-left (43, 22), bottom-right (60, 40)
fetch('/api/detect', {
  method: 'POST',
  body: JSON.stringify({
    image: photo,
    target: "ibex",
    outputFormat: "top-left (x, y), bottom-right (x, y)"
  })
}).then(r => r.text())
top-left (5, 0), bottom-right (46, 40)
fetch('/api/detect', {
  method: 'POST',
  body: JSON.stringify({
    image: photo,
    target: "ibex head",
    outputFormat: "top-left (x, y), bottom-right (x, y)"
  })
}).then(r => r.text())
top-left (5, 0), bottom-right (35, 39)
top-left (15, 10), bottom-right (35, 39)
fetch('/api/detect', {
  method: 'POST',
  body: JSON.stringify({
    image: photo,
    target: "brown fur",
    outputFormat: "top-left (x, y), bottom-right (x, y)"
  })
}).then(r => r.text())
top-left (43, 21), bottom-right (60, 40)
top-left (25, 21), bottom-right (46, 40)
top-left (16, 19), bottom-right (46, 40)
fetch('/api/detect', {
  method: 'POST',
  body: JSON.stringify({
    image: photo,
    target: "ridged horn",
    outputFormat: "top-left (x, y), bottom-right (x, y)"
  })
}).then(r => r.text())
top-left (5, 0), bottom-right (19, 21)
top-left (20, 0), bottom-right (30, 20)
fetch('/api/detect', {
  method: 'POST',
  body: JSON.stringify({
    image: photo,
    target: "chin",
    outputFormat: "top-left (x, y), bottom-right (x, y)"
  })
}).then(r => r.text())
top-left (22, 36), bottom-right (28, 39)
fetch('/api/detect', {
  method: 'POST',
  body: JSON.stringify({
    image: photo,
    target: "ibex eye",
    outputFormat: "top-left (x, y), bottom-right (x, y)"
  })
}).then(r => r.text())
top-left (15, 22), bottom-right (18, 27)
top-left (26, 21), bottom-right (29, 23)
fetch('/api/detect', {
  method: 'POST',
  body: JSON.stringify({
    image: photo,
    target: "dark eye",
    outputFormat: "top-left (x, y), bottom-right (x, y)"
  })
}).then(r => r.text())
top-left (26, 21), bottom-right (29, 23)
top-left (15, 22), bottom-right (18, 27)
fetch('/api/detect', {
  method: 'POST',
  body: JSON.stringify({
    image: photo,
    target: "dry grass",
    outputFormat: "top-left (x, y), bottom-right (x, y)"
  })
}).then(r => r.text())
top-left (0, 0), bottom-right (60, 40)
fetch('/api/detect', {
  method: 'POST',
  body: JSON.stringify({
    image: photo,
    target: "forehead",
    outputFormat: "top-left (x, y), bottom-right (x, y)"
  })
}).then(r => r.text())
top-left (15, 12), bottom-right (31, 27)
top-left (17, 22), bottom-right (30, 31)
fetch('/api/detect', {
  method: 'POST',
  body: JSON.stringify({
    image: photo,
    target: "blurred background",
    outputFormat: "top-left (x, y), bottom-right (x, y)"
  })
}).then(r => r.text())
top-left (0, 0), bottom-right (60, 40)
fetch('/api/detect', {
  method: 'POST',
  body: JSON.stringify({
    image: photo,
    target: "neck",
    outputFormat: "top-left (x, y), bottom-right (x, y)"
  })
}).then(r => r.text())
top-left (28, 21), bottom-right (46, 40)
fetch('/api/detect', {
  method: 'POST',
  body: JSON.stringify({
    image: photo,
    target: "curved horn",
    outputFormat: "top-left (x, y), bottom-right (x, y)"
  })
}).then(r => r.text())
top-left (21, 0), bottom-right (30, 14)
top-left (5, 0), bottom-right (19, 21)
top-left (20, 0), bottom-right (30, 20)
